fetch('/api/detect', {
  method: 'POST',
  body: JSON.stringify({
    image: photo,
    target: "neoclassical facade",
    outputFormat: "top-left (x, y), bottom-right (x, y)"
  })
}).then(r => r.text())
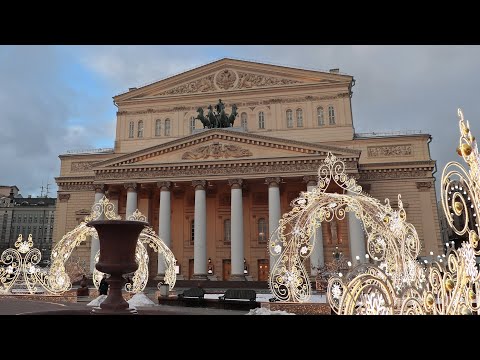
top-left (53, 58), bottom-right (442, 281)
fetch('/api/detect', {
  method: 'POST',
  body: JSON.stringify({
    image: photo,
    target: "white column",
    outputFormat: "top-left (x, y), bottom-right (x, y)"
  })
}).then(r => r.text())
top-left (266, 177), bottom-right (282, 271)
top-left (304, 176), bottom-right (324, 277)
top-left (229, 179), bottom-right (245, 280)
top-left (90, 184), bottom-right (105, 274)
top-left (125, 183), bottom-right (138, 219)
top-left (157, 181), bottom-right (171, 277)
top-left (347, 190), bottom-right (366, 264)
top-left (192, 180), bottom-right (207, 279)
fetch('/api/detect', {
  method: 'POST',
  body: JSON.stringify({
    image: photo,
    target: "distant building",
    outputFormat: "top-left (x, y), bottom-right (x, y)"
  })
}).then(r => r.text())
top-left (0, 185), bottom-right (19, 198)
top-left (0, 186), bottom-right (56, 264)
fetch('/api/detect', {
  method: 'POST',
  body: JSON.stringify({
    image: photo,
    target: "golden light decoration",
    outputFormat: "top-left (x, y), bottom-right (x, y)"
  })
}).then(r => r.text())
top-left (11, 196), bottom-right (176, 295)
top-left (0, 234), bottom-right (55, 295)
top-left (324, 108), bottom-right (480, 315)
top-left (269, 152), bottom-right (424, 303)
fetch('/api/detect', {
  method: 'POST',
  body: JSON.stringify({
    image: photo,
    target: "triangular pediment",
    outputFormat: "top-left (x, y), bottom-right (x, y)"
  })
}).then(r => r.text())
top-left (114, 58), bottom-right (353, 102)
top-left (93, 129), bottom-right (360, 169)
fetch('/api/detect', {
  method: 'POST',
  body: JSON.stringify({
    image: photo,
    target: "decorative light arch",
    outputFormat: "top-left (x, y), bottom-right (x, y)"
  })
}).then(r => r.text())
top-left (0, 196), bottom-right (177, 295)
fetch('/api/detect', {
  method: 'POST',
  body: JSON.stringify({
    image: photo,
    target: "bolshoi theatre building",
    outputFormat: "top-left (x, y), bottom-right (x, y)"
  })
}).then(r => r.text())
top-left (53, 58), bottom-right (442, 281)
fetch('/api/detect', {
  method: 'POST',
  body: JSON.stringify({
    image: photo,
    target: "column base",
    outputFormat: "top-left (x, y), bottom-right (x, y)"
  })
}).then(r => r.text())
top-left (192, 274), bottom-right (208, 280)
top-left (154, 274), bottom-right (165, 281)
top-left (229, 274), bottom-right (246, 281)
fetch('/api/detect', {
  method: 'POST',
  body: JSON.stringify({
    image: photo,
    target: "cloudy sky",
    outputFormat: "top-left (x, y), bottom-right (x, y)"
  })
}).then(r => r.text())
top-left (0, 45), bottom-right (478, 199)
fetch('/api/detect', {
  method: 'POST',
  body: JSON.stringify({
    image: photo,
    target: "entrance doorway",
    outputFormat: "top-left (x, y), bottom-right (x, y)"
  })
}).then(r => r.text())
top-left (222, 259), bottom-right (231, 281)
top-left (188, 259), bottom-right (194, 279)
top-left (258, 259), bottom-right (269, 281)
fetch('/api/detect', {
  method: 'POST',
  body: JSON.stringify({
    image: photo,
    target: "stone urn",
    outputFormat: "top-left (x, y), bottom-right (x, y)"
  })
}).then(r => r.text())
top-left (87, 220), bottom-right (147, 314)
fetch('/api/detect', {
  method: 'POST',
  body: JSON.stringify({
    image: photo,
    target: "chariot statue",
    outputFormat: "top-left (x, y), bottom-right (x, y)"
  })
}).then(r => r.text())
top-left (195, 99), bottom-right (238, 129)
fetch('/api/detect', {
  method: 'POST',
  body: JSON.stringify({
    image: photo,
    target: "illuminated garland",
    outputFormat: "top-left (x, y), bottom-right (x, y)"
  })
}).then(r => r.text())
top-left (326, 108), bottom-right (480, 315)
top-left (269, 152), bottom-right (424, 303)
top-left (0, 196), bottom-right (177, 295)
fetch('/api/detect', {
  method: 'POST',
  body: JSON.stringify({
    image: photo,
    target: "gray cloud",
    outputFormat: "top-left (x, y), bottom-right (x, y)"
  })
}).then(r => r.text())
top-left (81, 45), bottom-right (480, 200)
top-left (3, 45), bottom-right (479, 202)
top-left (0, 46), bottom-right (114, 197)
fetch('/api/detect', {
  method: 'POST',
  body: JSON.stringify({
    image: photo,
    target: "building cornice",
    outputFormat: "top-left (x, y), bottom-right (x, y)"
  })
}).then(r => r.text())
top-left (94, 129), bottom-right (360, 169)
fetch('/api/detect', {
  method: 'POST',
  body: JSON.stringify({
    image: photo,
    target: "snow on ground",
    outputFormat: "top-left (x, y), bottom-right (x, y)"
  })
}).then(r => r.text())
top-left (87, 295), bottom-right (107, 307)
top-left (86, 294), bottom-right (137, 309)
top-left (127, 292), bottom-right (156, 307)
top-left (246, 308), bottom-right (295, 315)
top-left (204, 293), bottom-right (326, 303)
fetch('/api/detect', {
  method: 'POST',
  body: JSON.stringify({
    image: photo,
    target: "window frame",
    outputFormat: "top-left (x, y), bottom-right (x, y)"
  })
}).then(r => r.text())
top-left (286, 109), bottom-right (293, 128)
top-left (296, 108), bottom-right (303, 127)
top-left (258, 111), bottom-right (265, 129)
top-left (128, 121), bottom-right (134, 138)
top-left (328, 105), bottom-right (335, 125)
top-left (317, 106), bottom-right (325, 126)
top-left (137, 120), bottom-right (144, 138)
top-left (258, 217), bottom-right (268, 243)
top-left (224, 219), bottom-right (231, 244)
top-left (164, 119), bottom-right (171, 136)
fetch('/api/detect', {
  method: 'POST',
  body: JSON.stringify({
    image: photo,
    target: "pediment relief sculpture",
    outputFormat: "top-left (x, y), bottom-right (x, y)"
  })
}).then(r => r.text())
top-left (181, 142), bottom-right (253, 160)
top-left (155, 69), bottom-right (303, 96)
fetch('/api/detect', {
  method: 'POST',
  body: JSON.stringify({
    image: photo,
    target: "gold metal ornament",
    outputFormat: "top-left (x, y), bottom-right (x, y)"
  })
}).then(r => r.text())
top-left (0, 196), bottom-right (177, 295)
top-left (269, 152), bottom-right (424, 303)
top-left (324, 108), bottom-right (480, 315)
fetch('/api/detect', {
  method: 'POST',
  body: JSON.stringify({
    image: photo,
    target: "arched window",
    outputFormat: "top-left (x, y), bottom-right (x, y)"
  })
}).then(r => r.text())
top-left (328, 105), bottom-right (335, 125)
top-left (190, 220), bottom-right (195, 245)
top-left (137, 120), bottom-right (144, 138)
top-left (128, 121), bottom-right (134, 138)
top-left (258, 111), bottom-right (265, 129)
top-left (189, 116), bottom-right (196, 134)
top-left (258, 217), bottom-right (267, 243)
top-left (164, 119), bottom-right (171, 136)
top-left (241, 112), bottom-right (248, 130)
top-left (155, 119), bottom-right (161, 136)
top-left (296, 109), bottom-right (303, 127)
top-left (224, 219), bottom-right (231, 244)
top-left (286, 110), bottom-right (293, 128)
top-left (317, 106), bottom-right (324, 126)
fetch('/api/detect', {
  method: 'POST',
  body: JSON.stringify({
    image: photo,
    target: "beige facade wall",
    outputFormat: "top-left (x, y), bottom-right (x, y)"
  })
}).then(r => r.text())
top-left (53, 58), bottom-right (443, 280)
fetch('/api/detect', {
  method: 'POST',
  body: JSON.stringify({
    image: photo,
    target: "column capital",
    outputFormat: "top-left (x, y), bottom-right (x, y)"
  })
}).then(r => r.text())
top-left (228, 178), bottom-right (243, 189)
top-left (124, 182), bottom-right (137, 192)
top-left (157, 181), bottom-right (172, 191)
top-left (94, 183), bottom-right (106, 193)
top-left (303, 175), bottom-right (317, 188)
top-left (416, 181), bottom-right (432, 191)
top-left (192, 180), bottom-right (207, 191)
top-left (58, 193), bottom-right (70, 202)
top-left (265, 177), bottom-right (282, 187)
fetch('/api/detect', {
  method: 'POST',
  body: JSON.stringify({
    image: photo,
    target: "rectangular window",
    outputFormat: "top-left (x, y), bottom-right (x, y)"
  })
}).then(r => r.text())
top-left (164, 119), bottom-right (171, 136)
top-left (258, 112), bottom-right (265, 129)
top-left (128, 121), bottom-right (134, 138)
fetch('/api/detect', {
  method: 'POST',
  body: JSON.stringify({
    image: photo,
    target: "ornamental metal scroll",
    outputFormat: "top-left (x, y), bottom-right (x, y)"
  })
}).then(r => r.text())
top-left (269, 152), bottom-right (424, 303)
top-left (14, 196), bottom-right (178, 295)
top-left (325, 108), bottom-right (480, 315)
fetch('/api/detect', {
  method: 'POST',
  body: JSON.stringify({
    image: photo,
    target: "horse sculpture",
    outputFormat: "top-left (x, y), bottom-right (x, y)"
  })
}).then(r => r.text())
top-left (228, 104), bottom-right (238, 127)
top-left (195, 107), bottom-right (210, 128)
top-left (197, 100), bottom-right (238, 129)
top-left (207, 105), bottom-right (218, 128)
